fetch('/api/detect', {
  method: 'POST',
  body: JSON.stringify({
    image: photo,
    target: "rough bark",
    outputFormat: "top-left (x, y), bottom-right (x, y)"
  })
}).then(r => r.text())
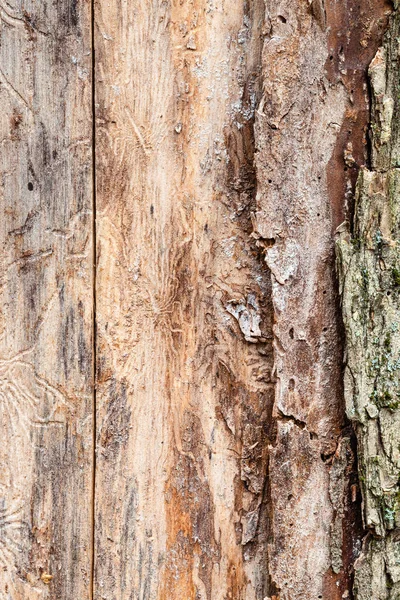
top-left (93, 0), bottom-right (391, 599)
top-left (0, 2), bottom-right (93, 600)
top-left (254, 1), bottom-right (390, 598)
top-left (337, 5), bottom-right (400, 598)
top-left (254, 6), bottom-right (348, 596)
top-left (0, 1), bottom-right (396, 599)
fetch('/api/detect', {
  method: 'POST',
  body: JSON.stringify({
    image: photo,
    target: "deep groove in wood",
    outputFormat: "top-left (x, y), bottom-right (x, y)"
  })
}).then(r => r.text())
top-left (90, 0), bottom-right (97, 597)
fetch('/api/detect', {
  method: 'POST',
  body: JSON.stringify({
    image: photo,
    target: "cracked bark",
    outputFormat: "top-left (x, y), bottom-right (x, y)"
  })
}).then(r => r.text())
top-left (255, 1), bottom-right (390, 598)
top-left (337, 5), bottom-right (400, 598)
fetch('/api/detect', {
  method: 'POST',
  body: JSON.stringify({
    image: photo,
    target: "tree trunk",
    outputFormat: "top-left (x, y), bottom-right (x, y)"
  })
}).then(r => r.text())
top-left (0, 1), bottom-right (396, 599)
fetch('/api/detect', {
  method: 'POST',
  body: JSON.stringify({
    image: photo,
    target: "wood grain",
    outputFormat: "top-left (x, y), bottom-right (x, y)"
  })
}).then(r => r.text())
top-left (94, 1), bottom-right (272, 598)
top-left (0, 1), bottom-right (394, 598)
top-left (0, 2), bottom-right (93, 599)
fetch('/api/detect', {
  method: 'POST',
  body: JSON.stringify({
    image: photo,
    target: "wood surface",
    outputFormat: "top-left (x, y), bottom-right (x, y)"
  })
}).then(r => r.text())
top-left (0, 1), bottom-right (395, 599)
top-left (337, 7), bottom-right (400, 598)
top-left (93, 1), bottom-right (272, 598)
top-left (0, 2), bottom-right (93, 599)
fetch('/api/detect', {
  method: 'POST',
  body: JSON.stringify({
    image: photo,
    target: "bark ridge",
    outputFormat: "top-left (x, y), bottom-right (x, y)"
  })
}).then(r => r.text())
top-left (337, 6), bottom-right (400, 598)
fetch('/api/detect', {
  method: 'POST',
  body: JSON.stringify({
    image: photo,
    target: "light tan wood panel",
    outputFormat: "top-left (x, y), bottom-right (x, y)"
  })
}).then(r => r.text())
top-left (94, 1), bottom-right (273, 598)
top-left (0, 2), bottom-right (93, 599)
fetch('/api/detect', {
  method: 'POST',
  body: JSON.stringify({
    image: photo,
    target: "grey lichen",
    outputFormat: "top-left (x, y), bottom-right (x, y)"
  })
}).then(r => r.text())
top-left (337, 7), bottom-right (400, 599)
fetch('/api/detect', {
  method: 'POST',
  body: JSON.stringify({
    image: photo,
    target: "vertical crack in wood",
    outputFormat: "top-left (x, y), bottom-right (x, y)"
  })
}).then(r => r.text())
top-left (90, 0), bottom-right (97, 597)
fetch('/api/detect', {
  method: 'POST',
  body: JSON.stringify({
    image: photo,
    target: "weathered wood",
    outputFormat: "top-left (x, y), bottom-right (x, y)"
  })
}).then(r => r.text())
top-left (0, 2), bottom-right (93, 599)
top-left (93, 1), bottom-right (392, 599)
top-left (1, 0), bottom-right (396, 598)
top-left (94, 1), bottom-right (273, 598)
top-left (254, 1), bottom-right (390, 598)
top-left (337, 6), bottom-right (400, 598)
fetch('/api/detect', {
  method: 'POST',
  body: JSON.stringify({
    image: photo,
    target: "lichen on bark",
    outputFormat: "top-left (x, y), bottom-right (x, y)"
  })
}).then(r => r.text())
top-left (337, 6), bottom-right (400, 598)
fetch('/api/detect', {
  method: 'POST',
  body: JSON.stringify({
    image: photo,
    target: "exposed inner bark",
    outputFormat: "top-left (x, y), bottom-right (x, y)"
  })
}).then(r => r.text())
top-left (326, 0), bottom-right (392, 229)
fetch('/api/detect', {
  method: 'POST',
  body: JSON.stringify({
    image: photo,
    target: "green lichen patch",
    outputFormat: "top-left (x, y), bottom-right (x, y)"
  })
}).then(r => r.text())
top-left (336, 8), bottom-right (400, 599)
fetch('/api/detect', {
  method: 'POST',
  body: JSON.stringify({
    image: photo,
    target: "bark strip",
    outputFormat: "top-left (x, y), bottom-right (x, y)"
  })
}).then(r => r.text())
top-left (254, 2), bottom-right (351, 597)
top-left (337, 5), bottom-right (400, 598)
top-left (254, 1), bottom-right (389, 597)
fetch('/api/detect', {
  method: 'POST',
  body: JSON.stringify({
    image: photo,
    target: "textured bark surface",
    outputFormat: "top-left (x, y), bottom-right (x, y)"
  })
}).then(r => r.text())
top-left (93, 1), bottom-right (391, 599)
top-left (0, 2), bottom-right (93, 600)
top-left (337, 6), bottom-right (400, 598)
top-left (0, 0), bottom-right (396, 599)
top-left (255, 1), bottom-right (390, 598)
top-left (255, 6), bottom-right (348, 596)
